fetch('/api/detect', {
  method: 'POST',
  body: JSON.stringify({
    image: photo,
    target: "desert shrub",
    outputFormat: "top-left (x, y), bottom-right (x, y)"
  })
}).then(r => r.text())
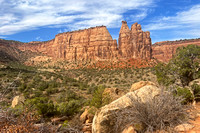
top-left (0, 108), bottom-right (39, 132)
top-left (87, 84), bottom-right (98, 94)
top-left (25, 81), bottom-right (35, 90)
top-left (26, 97), bottom-right (56, 117)
top-left (114, 90), bottom-right (189, 132)
top-left (90, 85), bottom-right (111, 108)
top-left (78, 82), bottom-right (88, 90)
top-left (46, 87), bottom-right (59, 95)
top-left (57, 100), bottom-right (82, 116)
top-left (57, 90), bottom-right (80, 103)
top-left (32, 90), bottom-right (43, 98)
top-left (18, 82), bottom-right (27, 92)
top-left (176, 87), bottom-right (193, 104)
top-left (37, 81), bottom-right (49, 91)
top-left (33, 75), bottom-right (41, 82)
top-left (192, 83), bottom-right (200, 101)
top-left (48, 80), bottom-right (59, 88)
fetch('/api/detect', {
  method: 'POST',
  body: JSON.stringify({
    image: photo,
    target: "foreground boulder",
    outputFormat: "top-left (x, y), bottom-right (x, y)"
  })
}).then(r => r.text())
top-left (80, 107), bottom-right (97, 133)
top-left (130, 81), bottom-right (157, 92)
top-left (103, 88), bottom-right (124, 101)
top-left (92, 84), bottom-right (161, 133)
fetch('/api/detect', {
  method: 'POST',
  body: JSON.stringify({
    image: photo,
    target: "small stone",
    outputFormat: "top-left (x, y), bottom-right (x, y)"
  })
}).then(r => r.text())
top-left (11, 95), bottom-right (25, 108)
top-left (122, 125), bottom-right (136, 133)
top-left (174, 123), bottom-right (194, 132)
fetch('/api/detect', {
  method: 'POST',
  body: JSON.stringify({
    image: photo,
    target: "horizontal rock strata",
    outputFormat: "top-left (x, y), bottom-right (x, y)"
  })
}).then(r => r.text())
top-left (17, 21), bottom-right (152, 62)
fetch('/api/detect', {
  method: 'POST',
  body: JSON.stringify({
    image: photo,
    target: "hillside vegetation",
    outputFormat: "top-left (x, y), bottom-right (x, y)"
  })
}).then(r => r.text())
top-left (0, 44), bottom-right (199, 132)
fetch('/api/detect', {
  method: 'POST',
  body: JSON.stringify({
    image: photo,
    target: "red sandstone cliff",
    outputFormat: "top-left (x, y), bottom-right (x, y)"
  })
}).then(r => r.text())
top-left (118, 21), bottom-right (152, 59)
top-left (3, 21), bottom-right (199, 64)
top-left (152, 39), bottom-right (200, 62)
top-left (18, 21), bottom-right (152, 62)
top-left (18, 26), bottom-right (118, 61)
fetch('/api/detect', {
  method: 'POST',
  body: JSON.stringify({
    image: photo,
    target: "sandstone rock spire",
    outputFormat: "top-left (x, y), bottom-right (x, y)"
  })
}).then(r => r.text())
top-left (118, 21), bottom-right (131, 57)
top-left (118, 21), bottom-right (152, 59)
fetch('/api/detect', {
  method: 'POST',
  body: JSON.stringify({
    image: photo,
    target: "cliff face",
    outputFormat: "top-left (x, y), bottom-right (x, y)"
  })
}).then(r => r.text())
top-left (19, 26), bottom-right (119, 61)
top-left (118, 21), bottom-right (152, 59)
top-left (2, 22), bottom-right (200, 65)
top-left (53, 26), bottom-right (118, 61)
top-left (18, 21), bottom-right (152, 62)
top-left (152, 39), bottom-right (200, 62)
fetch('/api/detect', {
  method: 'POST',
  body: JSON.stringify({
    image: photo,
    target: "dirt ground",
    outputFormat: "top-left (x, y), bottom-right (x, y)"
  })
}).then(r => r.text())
top-left (187, 102), bottom-right (200, 133)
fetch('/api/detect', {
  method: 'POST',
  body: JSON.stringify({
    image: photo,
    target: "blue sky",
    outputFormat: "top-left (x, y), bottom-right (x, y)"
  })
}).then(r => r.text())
top-left (0, 0), bottom-right (200, 44)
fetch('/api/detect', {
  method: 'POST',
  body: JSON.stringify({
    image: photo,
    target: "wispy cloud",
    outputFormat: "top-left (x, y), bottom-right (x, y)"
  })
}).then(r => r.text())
top-left (35, 36), bottom-right (43, 41)
top-left (144, 4), bottom-right (200, 36)
top-left (0, 0), bottom-right (154, 35)
top-left (0, 36), bottom-right (6, 39)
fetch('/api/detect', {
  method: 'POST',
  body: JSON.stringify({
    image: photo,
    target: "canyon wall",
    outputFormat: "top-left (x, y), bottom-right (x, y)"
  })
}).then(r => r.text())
top-left (152, 39), bottom-right (200, 62)
top-left (10, 21), bottom-right (200, 63)
top-left (18, 21), bottom-right (152, 62)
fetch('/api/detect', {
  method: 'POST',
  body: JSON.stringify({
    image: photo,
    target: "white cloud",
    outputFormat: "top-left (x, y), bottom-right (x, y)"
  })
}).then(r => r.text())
top-left (0, 0), bottom-right (154, 35)
top-left (144, 4), bottom-right (200, 31)
top-left (143, 4), bottom-right (200, 41)
top-left (36, 36), bottom-right (43, 41)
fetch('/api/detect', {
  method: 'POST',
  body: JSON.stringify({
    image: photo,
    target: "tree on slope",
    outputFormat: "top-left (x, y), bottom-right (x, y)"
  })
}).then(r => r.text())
top-left (155, 44), bottom-right (200, 104)
top-left (155, 44), bottom-right (200, 87)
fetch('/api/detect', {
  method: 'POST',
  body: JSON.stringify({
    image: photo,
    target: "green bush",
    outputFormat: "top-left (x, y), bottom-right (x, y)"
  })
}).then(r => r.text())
top-left (48, 81), bottom-right (59, 88)
top-left (176, 87), bottom-right (193, 104)
top-left (57, 100), bottom-right (81, 116)
top-left (33, 75), bottom-right (42, 82)
top-left (192, 84), bottom-right (200, 101)
top-left (37, 81), bottom-right (49, 91)
top-left (32, 90), bottom-right (43, 98)
top-left (18, 83), bottom-right (27, 92)
top-left (90, 86), bottom-right (110, 108)
top-left (79, 82), bottom-right (88, 90)
top-left (57, 90), bottom-right (80, 103)
top-left (26, 97), bottom-right (56, 117)
top-left (46, 87), bottom-right (59, 95)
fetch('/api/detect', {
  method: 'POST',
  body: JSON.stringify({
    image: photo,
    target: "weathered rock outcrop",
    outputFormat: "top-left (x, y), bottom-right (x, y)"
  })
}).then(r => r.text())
top-left (92, 83), bottom-right (161, 133)
top-left (1, 23), bottom-right (200, 64)
top-left (17, 21), bottom-right (152, 62)
top-left (130, 81), bottom-right (157, 92)
top-left (119, 21), bottom-right (152, 59)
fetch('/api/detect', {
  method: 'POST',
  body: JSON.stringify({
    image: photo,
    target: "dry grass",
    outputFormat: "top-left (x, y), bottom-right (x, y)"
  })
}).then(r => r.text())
top-left (114, 90), bottom-right (190, 133)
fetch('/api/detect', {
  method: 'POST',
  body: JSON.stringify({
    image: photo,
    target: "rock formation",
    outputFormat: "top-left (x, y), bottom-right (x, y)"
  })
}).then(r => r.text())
top-left (3, 21), bottom-right (200, 64)
top-left (152, 39), bottom-right (200, 62)
top-left (19, 26), bottom-right (119, 62)
top-left (17, 21), bottom-right (152, 62)
top-left (119, 21), bottom-right (152, 59)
